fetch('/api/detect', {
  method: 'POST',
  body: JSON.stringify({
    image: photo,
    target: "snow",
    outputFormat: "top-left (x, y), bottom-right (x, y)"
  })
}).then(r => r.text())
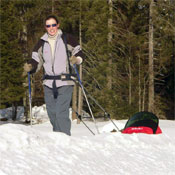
top-left (0, 105), bottom-right (175, 175)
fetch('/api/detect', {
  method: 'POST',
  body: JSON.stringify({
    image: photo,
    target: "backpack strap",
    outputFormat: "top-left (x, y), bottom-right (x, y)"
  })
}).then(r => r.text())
top-left (41, 40), bottom-right (45, 57)
top-left (39, 39), bottom-right (45, 74)
top-left (61, 33), bottom-right (72, 74)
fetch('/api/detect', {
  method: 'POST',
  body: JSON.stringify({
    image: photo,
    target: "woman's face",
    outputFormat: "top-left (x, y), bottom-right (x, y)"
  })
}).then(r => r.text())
top-left (45, 18), bottom-right (59, 36)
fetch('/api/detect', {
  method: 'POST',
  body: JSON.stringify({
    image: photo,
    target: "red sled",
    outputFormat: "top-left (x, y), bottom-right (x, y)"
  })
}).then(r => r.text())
top-left (122, 111), bottom-right (162, 134)
top-left (122, 126), bottom-right (162, 134)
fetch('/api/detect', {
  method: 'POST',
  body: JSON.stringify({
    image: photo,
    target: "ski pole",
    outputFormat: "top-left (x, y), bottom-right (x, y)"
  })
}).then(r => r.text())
top-left (74, 77), bottom-right (120, 132)
top-left (72, 108), bottom-right (95, 135)
top-left (73, 64), bottom-right (100, 134)
top-left (28, 72), bottom-right (32, 127)
top-left (105, 113), bottom-right (120, 132)
top-left (86, 92), bottom-right (120, 132)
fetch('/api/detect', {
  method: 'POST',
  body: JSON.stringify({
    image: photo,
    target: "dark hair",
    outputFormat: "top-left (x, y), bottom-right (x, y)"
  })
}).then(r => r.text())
top-left (45, 15), bottom-right (59, 24)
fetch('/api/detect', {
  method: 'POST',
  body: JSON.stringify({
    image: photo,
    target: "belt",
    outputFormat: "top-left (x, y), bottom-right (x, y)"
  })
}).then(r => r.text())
top-left (43, 74), bottom-right (77, 99)
top-left (43, 74), bottom-right (77, 81)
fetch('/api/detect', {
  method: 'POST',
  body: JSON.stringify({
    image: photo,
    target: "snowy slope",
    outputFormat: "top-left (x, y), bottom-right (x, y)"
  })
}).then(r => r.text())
top-left (0, 106), bottom-right (175, 175)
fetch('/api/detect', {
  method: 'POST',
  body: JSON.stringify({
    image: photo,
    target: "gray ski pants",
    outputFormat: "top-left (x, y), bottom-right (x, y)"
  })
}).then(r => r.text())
top-left (44, 85), bottom-right (73, 136)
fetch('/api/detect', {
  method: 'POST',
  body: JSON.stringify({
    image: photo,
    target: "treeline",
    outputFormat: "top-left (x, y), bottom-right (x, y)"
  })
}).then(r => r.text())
top-left (0, 0), bottom-right (174, 120)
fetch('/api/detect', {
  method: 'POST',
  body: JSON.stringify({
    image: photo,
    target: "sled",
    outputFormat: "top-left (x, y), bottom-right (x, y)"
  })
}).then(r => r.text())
top-left (122, 111), bottom-right (162, 134)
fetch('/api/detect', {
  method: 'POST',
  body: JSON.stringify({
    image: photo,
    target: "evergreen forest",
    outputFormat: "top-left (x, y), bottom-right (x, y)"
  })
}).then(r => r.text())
top-left (0, 0), bottom-right (174, 120)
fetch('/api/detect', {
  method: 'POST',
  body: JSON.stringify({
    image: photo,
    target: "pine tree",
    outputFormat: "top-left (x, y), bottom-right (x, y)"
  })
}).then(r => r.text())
top-left (151, 0), bottom-right (175, 118)
top-left (1, 0), bottom-right (173, 121)
top-left (0, 1), bottom-right (25, 119)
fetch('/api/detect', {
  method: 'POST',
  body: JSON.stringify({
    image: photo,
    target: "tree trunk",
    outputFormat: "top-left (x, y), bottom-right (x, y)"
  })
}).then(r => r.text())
top-left (142, 78), bottom-right (146, 111)
top-left (107, 0), bottom-right (113, 89)
top-left (173, 1), bottom-right (175, 120)
top-left (148, 0), bottom-right (154, 113)
top-left (52, 0), bottom-right (54, 13)
top-left (173, 39), bottom-right (175, 120)
top-left (72, 85), bottom-right (77, 120)
top-left (128, 55), bottom-right (132, 105)
top-left (138, 53), bottom-right (141, 111)
top-left (12, 102), bottom-right (17, 121)
top-left (20, 9), bottom-right (30, 122)
top-left (77, 0), bottom-right (83, 124)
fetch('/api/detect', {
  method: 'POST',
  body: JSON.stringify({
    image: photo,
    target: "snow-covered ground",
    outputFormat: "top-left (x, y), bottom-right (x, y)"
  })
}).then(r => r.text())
top-left (0, 105), bottom-right (175, 175)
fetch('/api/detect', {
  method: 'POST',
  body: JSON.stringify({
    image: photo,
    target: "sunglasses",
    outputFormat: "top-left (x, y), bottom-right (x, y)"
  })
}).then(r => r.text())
top-left (46, 24), bottom-right (57, 28)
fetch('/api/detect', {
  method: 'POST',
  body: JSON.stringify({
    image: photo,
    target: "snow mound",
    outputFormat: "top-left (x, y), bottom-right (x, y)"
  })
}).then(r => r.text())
top-left (100, 120), bottom-right (125, 133)
top-left (0, 121), bottom-right (175, 175)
